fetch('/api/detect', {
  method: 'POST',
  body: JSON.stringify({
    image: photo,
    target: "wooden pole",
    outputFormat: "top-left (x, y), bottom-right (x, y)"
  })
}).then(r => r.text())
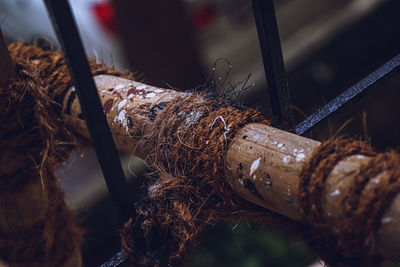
top-left (0, 30), bottom-right (82, 266)
top-left (227, 123), bottom-right (400, 261)
top-left (63, 74), bottom-right (400, 261)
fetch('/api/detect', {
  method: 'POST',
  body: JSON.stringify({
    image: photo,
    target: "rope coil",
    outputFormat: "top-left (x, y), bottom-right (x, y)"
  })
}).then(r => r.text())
top-left (300, 140), bottom-right (400, 265)
top-left (3, 44), bottom-right (400, 266)
top-left (121, 94), bottom-right (268, 266)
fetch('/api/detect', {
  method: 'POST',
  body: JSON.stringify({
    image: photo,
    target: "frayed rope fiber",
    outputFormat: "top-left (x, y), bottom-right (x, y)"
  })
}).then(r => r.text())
top-left (300, 140), bottom-right (400, 266)
top-left (0, 43), bottom-right (130, 266)
top-left (0, 46), bottom-right (81, 266)
top-left (121, 94), bottom-right (269, 266)
top-left (4, 44), bottom-right (285, 267)
top-left (121, 107), bottom-right (400, 266)
top-left (5, 44), bottom-right (400, 266)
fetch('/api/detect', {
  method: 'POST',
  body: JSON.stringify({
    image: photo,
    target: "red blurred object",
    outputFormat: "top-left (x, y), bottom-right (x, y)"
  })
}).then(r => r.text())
top-left (92, 1), bottom-right (118, 35)
top-left (192, 5), bottom-right (216, 29)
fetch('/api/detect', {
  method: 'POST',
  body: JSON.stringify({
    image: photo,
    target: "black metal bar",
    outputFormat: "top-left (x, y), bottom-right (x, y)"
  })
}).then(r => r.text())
top-left (295, 53), bottom-right (400, 135)
top-left (252, 0), bottom-right (294, 130)
top-left (44, 0), bottom-right (134, 222)
top-left (101, 251), bottom-right (129, 267)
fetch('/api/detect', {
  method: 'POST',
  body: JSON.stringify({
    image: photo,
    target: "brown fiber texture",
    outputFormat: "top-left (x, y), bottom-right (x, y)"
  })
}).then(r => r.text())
top-left (0, 44), bottom-right (128, 266)
top-left (6, 44), bottom-right (299, 267)
top-left (1, 47), bottom-right (79, 266)
top-left (300, 139), bottom-right (400, 266)
top-left (121, 94), bottom-right (270, 266)
top-left (7, 44), bottom-right (400, 267)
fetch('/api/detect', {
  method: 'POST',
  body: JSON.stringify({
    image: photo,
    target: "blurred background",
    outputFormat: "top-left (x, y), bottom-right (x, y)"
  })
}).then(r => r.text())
top-left (1, 0), bottom-right (400, 266)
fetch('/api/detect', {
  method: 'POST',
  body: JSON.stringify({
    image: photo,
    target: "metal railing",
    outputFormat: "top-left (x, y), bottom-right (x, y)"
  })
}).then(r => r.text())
top-left (43, 0), bottom-right (400, 265)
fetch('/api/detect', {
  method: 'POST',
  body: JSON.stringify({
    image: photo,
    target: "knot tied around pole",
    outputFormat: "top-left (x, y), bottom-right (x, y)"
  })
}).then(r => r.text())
top-left (300, 139), bottom-right (400, 266)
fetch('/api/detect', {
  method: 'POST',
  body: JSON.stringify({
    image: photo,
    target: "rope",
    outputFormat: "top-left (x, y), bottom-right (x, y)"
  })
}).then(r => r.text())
top-left (300, 140), bottom-right (400, 266)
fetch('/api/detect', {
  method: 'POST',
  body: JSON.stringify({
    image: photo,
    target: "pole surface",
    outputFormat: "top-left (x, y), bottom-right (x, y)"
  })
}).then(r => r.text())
top-left (62, 74), bottom-right (400, 261)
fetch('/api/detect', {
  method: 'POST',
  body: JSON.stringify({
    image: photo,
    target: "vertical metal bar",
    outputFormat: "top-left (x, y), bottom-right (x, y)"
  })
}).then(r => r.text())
top-left (44, 0), bottom-right (134, 222)
top-left (252, 0), bottom-right (294, 130)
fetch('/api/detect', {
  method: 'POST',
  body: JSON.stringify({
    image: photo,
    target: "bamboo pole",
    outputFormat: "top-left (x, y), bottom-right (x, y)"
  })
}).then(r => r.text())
top-left (0, 30), bottom-right (82, 266)
top-left (63, 74), bottom-right (400, 261)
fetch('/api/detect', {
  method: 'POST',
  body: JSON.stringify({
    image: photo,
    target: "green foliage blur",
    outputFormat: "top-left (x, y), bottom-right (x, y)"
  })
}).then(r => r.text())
top-left (183, 221), bottom-right (317, 267)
